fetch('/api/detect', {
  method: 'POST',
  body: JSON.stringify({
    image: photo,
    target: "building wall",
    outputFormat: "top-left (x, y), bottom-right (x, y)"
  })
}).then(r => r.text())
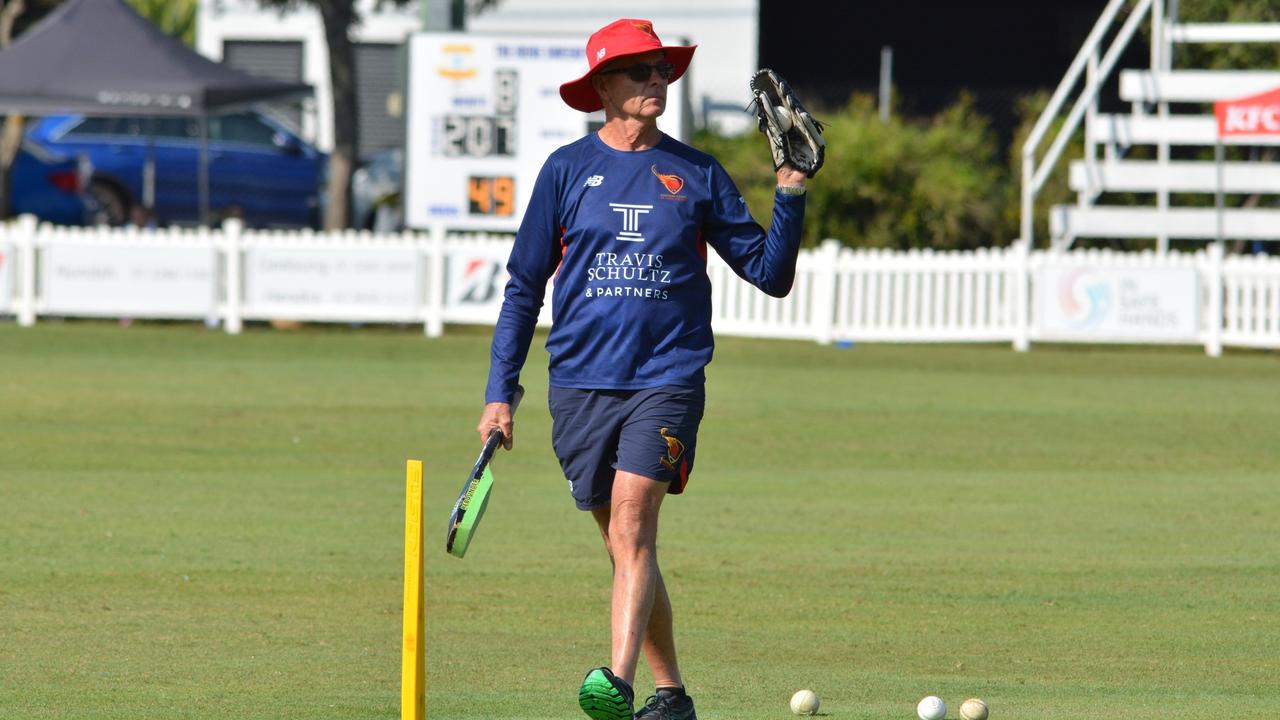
top-left (466, 0), bottom-right (759, 134)
top-left (197, 0), bottom-right (419, 152)
top-left (197, 0), bottom-right (759, 152)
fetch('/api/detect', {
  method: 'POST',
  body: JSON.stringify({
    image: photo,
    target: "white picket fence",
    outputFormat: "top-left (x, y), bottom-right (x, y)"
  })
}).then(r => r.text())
top-left (706, 242), bottom-right (1028, 345)
top-left (2, 215), bottom-right (1279, 357)
top-left (1220, 251), bottom-right (1280, 349)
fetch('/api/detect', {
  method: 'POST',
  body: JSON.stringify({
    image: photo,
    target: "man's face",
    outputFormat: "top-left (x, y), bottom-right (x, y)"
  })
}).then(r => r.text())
top-left (593, 50), bottom-right (669, 120)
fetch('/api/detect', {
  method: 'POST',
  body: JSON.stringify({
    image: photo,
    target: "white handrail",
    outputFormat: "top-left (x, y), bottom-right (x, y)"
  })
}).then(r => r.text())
top-left (1020, 0), bottom-right (1155, 248)
top-left (1033, 0), bottom-right (1155, 194)
top-left (1021, 0), bottom-right (1131, 172)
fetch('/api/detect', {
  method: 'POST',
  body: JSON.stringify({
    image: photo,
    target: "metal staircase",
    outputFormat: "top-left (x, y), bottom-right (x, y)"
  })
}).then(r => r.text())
top-left (1022, 0), bottom-right (1280, 252)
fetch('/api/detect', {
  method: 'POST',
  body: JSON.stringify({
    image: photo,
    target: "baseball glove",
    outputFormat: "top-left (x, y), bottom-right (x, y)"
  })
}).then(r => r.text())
top-left (749, 68), bottom-right (825, 177)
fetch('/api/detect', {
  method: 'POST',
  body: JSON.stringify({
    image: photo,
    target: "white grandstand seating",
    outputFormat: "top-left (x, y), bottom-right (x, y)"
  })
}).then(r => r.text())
top-left (1167, 22), bottom-right (1280, 43)
top-left (1069, 160), bottom-right (1280, 194)
top-left (1118, 70), bottom-right (1280, 104)
top-left (1088, 114), bottom-right (1280, 147)
top-left (1051, 206), bottom-right (1280, 240)
top-left (1022, 1), bottom-right (1280, 252)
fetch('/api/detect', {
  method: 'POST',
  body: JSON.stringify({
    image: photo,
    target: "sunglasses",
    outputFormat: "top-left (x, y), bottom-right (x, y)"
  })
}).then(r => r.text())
top-left (597, 61), bottom-right (676, 83)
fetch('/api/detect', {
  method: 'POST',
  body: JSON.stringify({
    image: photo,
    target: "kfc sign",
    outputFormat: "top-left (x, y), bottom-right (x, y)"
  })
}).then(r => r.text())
top-left (1215, 87), bottom-right (1280, 137)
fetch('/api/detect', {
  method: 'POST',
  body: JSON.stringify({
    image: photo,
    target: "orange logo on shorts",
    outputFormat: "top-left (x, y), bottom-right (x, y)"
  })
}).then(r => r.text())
top-left (659, 427), bottom-right (685, 470)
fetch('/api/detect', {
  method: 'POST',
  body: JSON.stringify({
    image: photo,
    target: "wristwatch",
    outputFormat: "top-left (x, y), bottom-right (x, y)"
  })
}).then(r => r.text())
top-left (776, 185), bottom-right (807, 196)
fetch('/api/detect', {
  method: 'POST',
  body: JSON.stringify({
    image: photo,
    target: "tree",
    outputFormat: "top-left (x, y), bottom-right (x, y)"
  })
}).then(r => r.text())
top-left (0, 0), bottom-right (62, 220)
top-left (0, 0), bottom-right (31, 219)
top-left (253, 1), bottom-right (405, 230)
top-left (125, 0), bottom-right (197, 45)
top-left (697, 93), bottom-right (1007, 250)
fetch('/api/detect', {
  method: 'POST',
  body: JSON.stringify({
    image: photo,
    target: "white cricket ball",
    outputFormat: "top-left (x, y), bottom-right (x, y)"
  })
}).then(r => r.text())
top-left (773, 105), bottom-right (793, 132)
top-left (917, 695), bottom-right (947, 720)
top-left (960, 698), bottom-right (989, 720)
top-left (789, 689), bottom-right (820, 716)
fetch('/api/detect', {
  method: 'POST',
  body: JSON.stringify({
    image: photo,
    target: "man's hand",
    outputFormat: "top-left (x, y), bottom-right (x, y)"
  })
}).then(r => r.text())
top-left (776, 164), bottom-right (807, 187)
top-left (477, 402), bottom-right (514, 450)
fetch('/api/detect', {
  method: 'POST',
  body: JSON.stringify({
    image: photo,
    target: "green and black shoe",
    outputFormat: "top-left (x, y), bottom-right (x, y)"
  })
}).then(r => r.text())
top-left (635, 689), bottom-right (698, 720)
top-left (578, 667), bottom-right (634, 720)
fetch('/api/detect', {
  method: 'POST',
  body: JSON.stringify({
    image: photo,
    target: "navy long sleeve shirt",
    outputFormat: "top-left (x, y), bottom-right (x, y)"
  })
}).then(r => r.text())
top-left (484, 133), bottom-right (806, 403)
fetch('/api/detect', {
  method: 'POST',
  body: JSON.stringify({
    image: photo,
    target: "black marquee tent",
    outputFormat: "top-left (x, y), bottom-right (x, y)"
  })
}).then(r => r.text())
top-left (0, 0), bottom-right (309, 115)
top-left (0, 0), bottom-right (312, 220)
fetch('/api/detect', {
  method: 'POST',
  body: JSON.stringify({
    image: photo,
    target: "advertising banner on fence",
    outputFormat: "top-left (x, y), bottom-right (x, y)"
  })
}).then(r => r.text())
top-left (442, 243), bottom-right (553, 326)
top-left (244, 247), bottom-right (422, 322)
top-left (1037, 265), bottom-right (1199, 342)
top-left (41, 244), bottom-right (216, 318)
top-left (404, 32), bottom-right (685, 232)
top-left (0, 240), bottom-right (11, 315)
top-left (445, 250), bottom-right (508, 323)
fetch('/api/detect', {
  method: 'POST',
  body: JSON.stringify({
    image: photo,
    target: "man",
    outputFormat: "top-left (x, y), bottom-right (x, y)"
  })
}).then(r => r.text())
top-left (476, 18), bottom-right (808, 720)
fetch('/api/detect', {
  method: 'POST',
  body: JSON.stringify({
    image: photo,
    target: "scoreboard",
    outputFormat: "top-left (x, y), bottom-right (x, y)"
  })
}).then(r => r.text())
top-left (405, 32), bottom-right (685, 231)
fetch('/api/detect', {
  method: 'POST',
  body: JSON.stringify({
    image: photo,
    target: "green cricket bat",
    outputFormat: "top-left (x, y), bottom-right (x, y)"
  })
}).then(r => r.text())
top-left (446, 384), bottom-right (523, 558)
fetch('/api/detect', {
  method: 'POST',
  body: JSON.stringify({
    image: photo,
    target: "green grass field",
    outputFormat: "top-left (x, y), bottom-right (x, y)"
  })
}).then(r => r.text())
top-left (1, 322), bottom-right (1277, 720)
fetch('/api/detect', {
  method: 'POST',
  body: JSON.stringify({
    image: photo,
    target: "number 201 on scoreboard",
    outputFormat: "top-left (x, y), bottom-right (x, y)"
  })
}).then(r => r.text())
top-left (468, 176), bottom-right (515, 217)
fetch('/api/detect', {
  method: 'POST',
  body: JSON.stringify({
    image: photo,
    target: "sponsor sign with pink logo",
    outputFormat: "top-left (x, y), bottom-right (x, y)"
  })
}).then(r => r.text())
top-left (1038, 265), bottom-right (1199, 343)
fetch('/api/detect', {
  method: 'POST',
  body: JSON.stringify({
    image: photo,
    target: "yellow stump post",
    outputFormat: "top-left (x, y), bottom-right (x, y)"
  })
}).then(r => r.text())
top-left (402, 459), bottom-right (426, 720)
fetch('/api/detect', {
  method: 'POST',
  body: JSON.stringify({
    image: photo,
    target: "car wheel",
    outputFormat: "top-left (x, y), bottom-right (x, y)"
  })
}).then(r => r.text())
top-left (88, 179), bottom-right (129, 226)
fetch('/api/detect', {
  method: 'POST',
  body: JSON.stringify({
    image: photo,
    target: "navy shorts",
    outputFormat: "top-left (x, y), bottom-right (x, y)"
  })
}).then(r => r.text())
top-left (548, 385), bottom-right (705, 511)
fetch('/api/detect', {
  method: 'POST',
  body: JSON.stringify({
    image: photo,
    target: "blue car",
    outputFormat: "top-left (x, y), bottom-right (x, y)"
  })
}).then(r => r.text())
top-left (27, 111), bottom-right (326, 228)
top-left (10, 139), bottom-right (92, 226)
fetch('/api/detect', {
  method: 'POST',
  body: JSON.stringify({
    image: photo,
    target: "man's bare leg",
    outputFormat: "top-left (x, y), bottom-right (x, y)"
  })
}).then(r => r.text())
top-left (592, 495), bottom-right (683, 689)
top-left (603, 469), bottom-right (665, 685)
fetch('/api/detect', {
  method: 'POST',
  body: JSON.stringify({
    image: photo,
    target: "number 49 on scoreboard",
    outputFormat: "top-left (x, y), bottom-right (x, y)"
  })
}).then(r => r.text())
top-left (468, 176), bottom-right (515, 217)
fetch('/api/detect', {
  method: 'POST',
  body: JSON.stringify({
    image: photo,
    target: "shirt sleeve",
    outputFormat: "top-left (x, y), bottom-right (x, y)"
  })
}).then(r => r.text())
top-left (484, 159), bottom-right (563, 403)
top-left (702, 162), bottom-right (806, 298)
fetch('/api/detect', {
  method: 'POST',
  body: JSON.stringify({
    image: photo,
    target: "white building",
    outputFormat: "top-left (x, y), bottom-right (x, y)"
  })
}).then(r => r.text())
top-left (196, 0), bottom-right (759, 154)
top-left (465, 0), bottom-right (759, 134)
top-left (197, 0), bottom-right (420, 155)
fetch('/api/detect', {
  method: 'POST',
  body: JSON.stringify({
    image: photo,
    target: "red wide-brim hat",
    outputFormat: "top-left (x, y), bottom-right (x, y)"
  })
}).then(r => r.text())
top-left (559, 18), bottom-right (696, 113)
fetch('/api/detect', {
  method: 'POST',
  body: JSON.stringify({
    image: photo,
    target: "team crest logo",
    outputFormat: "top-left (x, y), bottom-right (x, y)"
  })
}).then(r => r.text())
top-left (651, 165), bottom-right (684, 195)
top-left (631, 22), bottom-right (656, 38)
top-left (658, 427), bottom-right (685, 470)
